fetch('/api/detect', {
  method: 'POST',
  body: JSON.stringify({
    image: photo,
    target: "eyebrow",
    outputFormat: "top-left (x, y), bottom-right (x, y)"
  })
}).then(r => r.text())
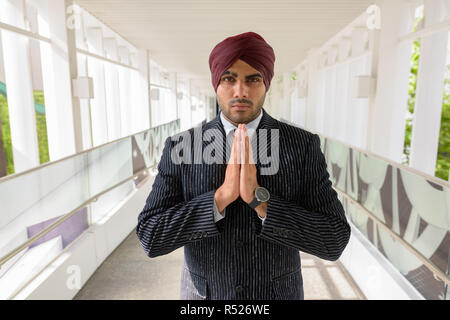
top-left (221, 70), bottom-right (263, 79)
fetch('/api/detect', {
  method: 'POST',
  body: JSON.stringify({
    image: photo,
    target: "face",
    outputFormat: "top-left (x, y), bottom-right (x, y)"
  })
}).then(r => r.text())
top-left (216, 59), bottom-right (266, 126)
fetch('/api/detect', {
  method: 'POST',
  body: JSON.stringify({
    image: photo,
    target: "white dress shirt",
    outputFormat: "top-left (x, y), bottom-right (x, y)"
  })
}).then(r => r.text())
top-left (213, 110), bottom-right (266, 224)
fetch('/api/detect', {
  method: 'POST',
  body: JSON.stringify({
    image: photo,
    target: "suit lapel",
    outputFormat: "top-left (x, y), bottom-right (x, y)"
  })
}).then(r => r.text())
top-left (254, 109), bottom-right (279, 171)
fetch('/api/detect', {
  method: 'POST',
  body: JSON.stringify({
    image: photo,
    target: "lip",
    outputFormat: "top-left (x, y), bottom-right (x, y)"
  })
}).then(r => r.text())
top-left (232, 104), bottom-right (250, 110)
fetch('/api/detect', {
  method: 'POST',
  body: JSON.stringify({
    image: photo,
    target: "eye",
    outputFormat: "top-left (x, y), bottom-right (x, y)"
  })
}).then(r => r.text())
top-left (222, 77), bottom-right (235, 82)
top-left (248, 78), bottom-right (261, 82)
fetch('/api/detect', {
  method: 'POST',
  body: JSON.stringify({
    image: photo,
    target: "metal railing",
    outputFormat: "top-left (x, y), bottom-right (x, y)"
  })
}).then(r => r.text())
top-left (0, 165), bottom-right (156, 270)
top-left (0, 119), bottom-right (179, 269)
top-left (333, 185), bottom-right (449, 286)
top-left (0, 119), bottom-right (178, 184)
top-left (0, 116), bottom-right (181, 299)
top-left (280, 118), bottom-right (450, 189)
top-left (1, 116), bottom-right (448, 297)
top-left (280, 118), bottom-right (450, 287)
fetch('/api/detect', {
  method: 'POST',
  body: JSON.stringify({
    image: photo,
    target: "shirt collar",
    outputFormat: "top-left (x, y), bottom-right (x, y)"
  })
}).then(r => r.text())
top-left (219, 109), bottom-right (263, 137)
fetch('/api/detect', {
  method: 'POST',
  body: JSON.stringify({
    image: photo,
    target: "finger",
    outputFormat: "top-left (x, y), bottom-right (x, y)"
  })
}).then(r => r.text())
top-left (233, 127), bottom-right (239, 165)
top-left (228, 129), bottom-right (235, 164)
top-left (235, 126), bottom-right (240, 165)
top-left (249, 138), bottom-right (255, 165)
top-left (235, 125), bottom-right (242, 164)
top-left (227, 131), bottom-right (233, 164)
top-left (242, 127), bottom-right (246, 166)
top-left (240, 126), bottom-right (245, 165)
top-left (244, 129), bottom-right (250, 165)
top-left (246, 128), bottom-right (255, 165)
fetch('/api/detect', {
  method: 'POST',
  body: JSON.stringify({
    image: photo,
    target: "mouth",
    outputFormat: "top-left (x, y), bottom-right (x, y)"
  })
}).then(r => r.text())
top-left (232, 104), bottom-right (251, 110)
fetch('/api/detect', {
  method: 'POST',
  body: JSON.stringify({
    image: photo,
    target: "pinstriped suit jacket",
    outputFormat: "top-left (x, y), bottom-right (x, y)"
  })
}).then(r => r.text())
top-left (136, 108), bottom-right (351, 300)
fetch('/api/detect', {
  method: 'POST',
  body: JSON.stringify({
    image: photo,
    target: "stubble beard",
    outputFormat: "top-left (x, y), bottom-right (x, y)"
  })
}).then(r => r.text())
top-left (218, 93), bottom-right (266, 125)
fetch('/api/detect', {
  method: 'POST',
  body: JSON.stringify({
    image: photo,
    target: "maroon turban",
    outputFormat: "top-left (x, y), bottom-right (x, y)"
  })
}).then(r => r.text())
top-left (209, 32), bottom-right (275, 92)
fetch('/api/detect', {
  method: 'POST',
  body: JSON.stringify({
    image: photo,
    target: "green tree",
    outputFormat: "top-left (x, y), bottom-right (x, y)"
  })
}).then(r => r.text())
top-left (0, 92), bottom-right (14, 175)
top-left (402, 10), bottom-right (449, 181)
top-left (402, 37), bottom-right (420, 166)
top-left (0, 88), bottom-right (49, 177)
top-left (34, 90), bottom-right (50, 165)
top-left (435, 66), bottom-right (450, 180)
top-left (0, 107), bottom-right (7, 177)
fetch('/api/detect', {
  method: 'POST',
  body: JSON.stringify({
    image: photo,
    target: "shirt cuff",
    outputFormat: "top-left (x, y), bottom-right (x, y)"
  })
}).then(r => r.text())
top-left (257, 212), bottom-right (266, 224)
top-left (213, 197), bottom-right (225, 223)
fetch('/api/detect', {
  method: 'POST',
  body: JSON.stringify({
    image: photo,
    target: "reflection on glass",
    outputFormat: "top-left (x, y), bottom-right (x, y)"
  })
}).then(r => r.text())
top-left (0, 119), bottom-right (179, 299)
top-left (319, 133), bottom-right (449, 300)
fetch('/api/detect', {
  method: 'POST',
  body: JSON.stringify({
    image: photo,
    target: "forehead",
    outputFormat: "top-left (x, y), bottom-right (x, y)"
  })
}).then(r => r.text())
top-left (223, 59), bottom-right (261, 76)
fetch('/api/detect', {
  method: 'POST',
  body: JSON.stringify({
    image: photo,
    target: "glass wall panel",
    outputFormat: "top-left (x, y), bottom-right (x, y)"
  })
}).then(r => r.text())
top-left (317, 134), bottom-right (449, 300)
top-left (0, 119), bottom-right (179, 299)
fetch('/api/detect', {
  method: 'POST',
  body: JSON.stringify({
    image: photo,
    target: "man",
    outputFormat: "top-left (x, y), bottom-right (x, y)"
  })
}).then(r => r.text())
top-left (136, 32), bottom-right (351, 300)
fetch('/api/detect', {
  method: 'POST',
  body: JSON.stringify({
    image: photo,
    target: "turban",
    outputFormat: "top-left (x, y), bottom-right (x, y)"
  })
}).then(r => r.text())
top-left (209, 32), bottom-right (275, 92)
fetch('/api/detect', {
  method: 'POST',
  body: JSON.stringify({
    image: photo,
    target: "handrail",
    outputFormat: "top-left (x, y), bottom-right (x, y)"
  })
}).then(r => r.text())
top-left (333, 185), bottom-right (450, 286)
top-left (0, 164), bottom-right (156, 270)
top-left (319, 50), bottom-right (371, 71)
top-left (4, 163), bottom-right (447, 286)
top-left (0, 119), bottom-right (179, 184)
top-left (150, 83), bottom-right (172, 90)
top-left (1, 117), bottom-right (447, 288)
top-left (398, 19), bottom-right (450, 44)
top-left (76, 48), bottom-right (138, 71)
top-left (2, 167), bottom-right (447, 286)
top-left (279, 118), bottom-right (450, 188)
top-left (6, 227), bottom-right (92, 300)
top-left (0, 21), bottom-right (52, 43)
top-left (279, 118), bottom-right (450, 286)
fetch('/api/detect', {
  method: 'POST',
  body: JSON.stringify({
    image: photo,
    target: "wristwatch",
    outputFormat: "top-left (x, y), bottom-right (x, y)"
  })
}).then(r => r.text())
top-left (248, 187), bottom-right (270, 209)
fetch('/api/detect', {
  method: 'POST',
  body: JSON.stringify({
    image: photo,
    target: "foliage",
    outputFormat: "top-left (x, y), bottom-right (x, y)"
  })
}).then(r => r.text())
top-left (34, 91), bottom-right (50, 165)
top-left (435, 66), bottom-right (450, 180)
top-left (403, 10), bottom-right (450, 181)
top-left (0, 93), bottom-right (14, 175)
top-left (402, 37), bottom-right (420, 166)
top-left (291, 71), bottom-right (298, 81)
top-left (0, 89), bottom-right (49, 176)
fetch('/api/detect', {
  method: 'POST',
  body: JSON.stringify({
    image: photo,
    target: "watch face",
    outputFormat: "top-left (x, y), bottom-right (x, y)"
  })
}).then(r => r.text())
top-left (255, 187), bottom-right (270, 201)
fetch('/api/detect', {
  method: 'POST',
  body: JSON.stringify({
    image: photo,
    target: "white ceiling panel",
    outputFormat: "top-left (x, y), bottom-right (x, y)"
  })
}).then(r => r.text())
top-left (75, 0), bottom-right (374, 90)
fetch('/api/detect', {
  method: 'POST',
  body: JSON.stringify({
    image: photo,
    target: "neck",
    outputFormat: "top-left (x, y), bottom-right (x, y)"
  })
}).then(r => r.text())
top-left (222, 109), bottom-right (262, 127)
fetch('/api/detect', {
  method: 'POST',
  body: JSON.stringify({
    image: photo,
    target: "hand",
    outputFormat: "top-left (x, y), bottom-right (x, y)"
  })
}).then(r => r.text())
top-left (238, 124), bottom-right (259, 204)
top-left (215, 124), bottom-right (267, 219)
top-left (214, 127), bottom-right (241, 213)
top-left (238, 124), bottom-right (267, 219)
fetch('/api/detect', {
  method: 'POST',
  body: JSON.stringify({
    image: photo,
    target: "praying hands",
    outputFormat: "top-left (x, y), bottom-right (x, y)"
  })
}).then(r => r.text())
top-left (214, 124), bottom-right (268, 219)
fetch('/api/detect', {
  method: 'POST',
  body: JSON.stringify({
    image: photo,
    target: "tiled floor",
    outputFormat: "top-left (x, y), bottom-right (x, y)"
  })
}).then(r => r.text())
top-left (300, 252), bottom-right (365, 300)
top-left (74, 230), bottom-right (365, 300)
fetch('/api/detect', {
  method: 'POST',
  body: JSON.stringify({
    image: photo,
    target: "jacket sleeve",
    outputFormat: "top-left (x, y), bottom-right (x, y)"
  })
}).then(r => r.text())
top-left (136, 137), bottom-right (222, 258)
top-left (255, 133), bottom-right (351, 261)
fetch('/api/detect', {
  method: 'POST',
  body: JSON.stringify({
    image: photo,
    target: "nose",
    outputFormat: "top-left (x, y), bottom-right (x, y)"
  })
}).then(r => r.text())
top-left (233, 80), bottom-right (248, 99)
